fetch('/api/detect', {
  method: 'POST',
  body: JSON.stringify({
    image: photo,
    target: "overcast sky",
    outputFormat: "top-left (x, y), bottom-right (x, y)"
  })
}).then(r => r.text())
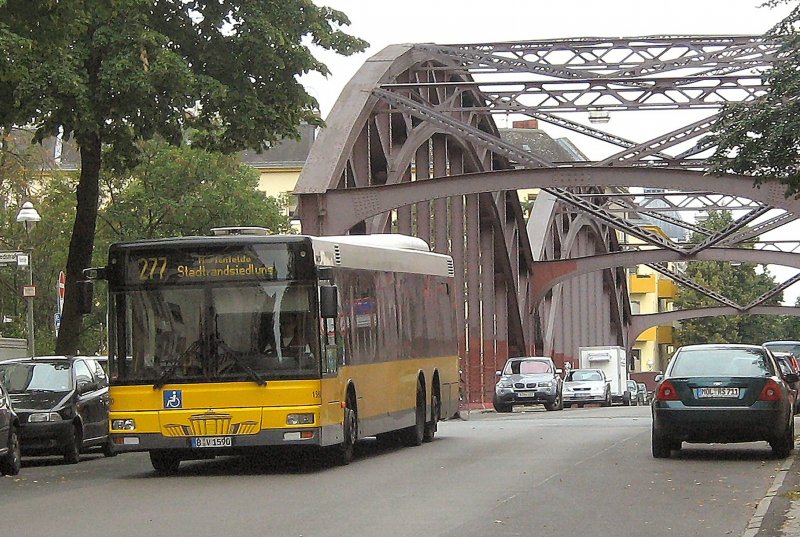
top-left (304, 0), bottom-right (794, 116)
top-left (303, 0), bottom-right (800, 305)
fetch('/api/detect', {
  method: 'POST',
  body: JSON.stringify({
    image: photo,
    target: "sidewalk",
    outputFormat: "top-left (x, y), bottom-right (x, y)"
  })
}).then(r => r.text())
top-left (747, 442), bottom-right (800, 536)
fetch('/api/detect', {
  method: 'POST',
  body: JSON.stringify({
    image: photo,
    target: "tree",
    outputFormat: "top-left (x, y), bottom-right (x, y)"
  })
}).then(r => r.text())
top-left (97, 139), bottom-right (291, 242)
top-left (0, 0), bottom-right (366, 354)
top-left (674, 211), bottom-right (785, 345)
top-left (708, 1), bottom-right (800, 197)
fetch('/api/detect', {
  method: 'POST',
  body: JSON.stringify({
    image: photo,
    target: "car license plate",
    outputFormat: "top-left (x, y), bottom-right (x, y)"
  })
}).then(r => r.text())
top-left (518, 391), bottom-right (536, 398)
top-left (191, 436), bottom-right (232, 448)
top-left (696, 387), bottom-right (740, 398)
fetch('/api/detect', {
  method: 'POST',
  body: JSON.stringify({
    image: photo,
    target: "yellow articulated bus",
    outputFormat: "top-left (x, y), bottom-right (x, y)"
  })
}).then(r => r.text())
top-left (81, 229), bottom-right (460, 473)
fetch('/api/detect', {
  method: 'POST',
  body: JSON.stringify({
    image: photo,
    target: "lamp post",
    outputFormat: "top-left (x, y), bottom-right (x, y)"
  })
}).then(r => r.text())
top-left (16, 201), bottom-right (41, 358)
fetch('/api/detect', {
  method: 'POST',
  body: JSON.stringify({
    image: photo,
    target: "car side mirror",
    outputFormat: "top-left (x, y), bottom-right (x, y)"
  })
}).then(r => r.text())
top-left (495, 370), bottom-right (502, 377)
top-left (77, 379), bottom-right (93, 394)
top-left (655, 374), bottom-right (664, 382)
top-left (555, 368), bottom-right (563, 375)
top-left (784, 372), bottom-right (799, 384)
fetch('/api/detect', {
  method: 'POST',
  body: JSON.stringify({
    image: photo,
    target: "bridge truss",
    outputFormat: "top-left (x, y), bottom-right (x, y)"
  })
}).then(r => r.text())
top-left (296, 35), bottom-right (799, 406)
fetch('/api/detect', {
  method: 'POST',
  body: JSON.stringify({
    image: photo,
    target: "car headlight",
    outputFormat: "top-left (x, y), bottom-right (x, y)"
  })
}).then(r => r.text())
top-left (537, 381), bottom-right (553, 387)
top-left (564, 385), bottom-right (573, 392)
top-left (28, 412), bottom-right (62, 423)
top-left (497, 380), bottom-right (513, 388)
top-left (286, 413), bottom-right (315, 425)
top-left (112, 419), bottom-right (136, 431)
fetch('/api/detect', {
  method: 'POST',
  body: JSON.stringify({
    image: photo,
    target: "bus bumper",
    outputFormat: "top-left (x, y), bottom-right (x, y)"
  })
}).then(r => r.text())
top-left (110, 427), bottom-right (323, 452)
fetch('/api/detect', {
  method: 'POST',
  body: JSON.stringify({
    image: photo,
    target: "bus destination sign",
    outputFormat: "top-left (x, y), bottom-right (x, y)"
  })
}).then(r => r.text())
top-left (129, 251), bottom-right (275, 283)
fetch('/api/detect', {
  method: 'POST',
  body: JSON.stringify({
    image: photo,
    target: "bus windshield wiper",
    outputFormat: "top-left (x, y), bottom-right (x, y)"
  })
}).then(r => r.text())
top-left (153, 340), bottom-right (202, 390)
top-left (217, 340), bottom-right (266, 387)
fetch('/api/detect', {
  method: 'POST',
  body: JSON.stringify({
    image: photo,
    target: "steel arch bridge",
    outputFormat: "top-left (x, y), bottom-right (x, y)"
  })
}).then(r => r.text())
top-left (295, 35), bottom-right (800, 407)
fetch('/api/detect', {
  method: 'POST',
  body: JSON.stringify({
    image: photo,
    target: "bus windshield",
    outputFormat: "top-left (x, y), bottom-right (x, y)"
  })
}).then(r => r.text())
top-left (110, 282), bottom-right (320, 385)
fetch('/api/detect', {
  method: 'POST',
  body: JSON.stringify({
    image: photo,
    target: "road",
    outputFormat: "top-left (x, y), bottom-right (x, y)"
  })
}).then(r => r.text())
top-left (1, 405), bottom-right (796, 537)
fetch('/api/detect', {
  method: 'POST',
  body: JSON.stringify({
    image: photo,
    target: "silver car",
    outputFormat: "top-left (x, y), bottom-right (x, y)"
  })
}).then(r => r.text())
top-left (493, 357), bottom-right (563, 412)
top-left (563, 368), bottom-right (612, 408)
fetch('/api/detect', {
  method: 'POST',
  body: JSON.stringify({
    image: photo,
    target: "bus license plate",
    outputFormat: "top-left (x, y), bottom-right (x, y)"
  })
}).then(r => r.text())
top-left (191, 436), bottom-right (232, 449)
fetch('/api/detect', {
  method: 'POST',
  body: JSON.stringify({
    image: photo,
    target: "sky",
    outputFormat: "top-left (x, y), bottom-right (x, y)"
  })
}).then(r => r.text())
top-left (302, 0), bottom-right (800, 304)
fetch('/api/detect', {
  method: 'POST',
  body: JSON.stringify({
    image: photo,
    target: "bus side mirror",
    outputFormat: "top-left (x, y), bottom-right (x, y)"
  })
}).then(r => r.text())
top-left (76, 280), bottom-right (94, 315)
top-left (320, 286), bottom-right (338, 318)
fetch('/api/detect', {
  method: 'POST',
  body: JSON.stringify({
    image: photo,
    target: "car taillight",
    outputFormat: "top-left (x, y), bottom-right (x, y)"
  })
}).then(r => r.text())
top-left (655, 380), bottom-right (680, 401)
top-left (759, 379), bottom-right (782, 401)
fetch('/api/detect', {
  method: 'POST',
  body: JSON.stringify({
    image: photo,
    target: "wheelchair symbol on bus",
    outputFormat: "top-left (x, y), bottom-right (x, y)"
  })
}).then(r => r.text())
top-left (163, 389), bottom-right (182, 409)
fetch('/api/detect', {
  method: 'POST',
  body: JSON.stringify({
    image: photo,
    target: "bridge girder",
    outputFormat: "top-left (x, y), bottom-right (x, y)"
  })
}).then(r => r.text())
top-left (296, 35), bottom-right (793, 406)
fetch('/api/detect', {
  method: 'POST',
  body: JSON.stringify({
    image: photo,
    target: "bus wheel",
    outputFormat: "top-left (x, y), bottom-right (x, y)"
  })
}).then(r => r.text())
top-left (330, 405), bottom-right (357, 466)
top-left (401, 380), bottom-right (425, 447)
top-left (423, 392), bottom-right (440, 443)
top-left (150, 450), bottom-right (181, 474)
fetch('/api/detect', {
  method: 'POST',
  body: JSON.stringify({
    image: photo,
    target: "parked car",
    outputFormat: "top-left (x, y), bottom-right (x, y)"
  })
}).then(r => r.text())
top-left (493, 356), bottom-right (563, 412)
top-left (651, 343), bottom-right (797, 458)
top-left (626, 380), bottom-right (645, 406)
top-left (770, 351), bottom-right (800, 411)
top-left (0, 380), bottom-right (21, 475)
top-left (563, 368), bottom-right (611, 408)
top-left (0, 356), bottom-right (114, 463)
top-left (637, 383), bottom-right (649, 404)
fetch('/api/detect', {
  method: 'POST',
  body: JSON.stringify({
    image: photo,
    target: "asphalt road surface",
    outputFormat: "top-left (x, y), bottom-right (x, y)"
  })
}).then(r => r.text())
top-left (2, 404), bottom-right (797, 537)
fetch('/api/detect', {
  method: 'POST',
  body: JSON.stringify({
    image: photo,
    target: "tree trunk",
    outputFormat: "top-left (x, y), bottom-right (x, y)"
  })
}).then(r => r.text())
top-left (54, 132), bottom-right (100, 355)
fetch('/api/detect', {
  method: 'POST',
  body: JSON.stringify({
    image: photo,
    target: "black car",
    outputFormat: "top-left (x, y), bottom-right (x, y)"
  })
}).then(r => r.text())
top-left (493, 356), bottom-right (563, 412)
top-left (0, 379), bottom-right (21, 475)
top-left (0, 356), bottom-right (114, 463)
top-left (770, 351), bottom-right (800, 411)
top-left (652, 344), bottom-right (797, 458)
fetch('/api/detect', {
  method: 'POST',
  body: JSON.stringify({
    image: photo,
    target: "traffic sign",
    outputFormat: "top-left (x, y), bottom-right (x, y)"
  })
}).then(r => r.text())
top-left (0, 251), bottom-right (21, 265)
top-left (57, 271), bottom-right (66, 314)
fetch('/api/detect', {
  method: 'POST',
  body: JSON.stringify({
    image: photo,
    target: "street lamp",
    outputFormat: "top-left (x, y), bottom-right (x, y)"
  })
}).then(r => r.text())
top-left (16, 201), bottom-right (41, 358)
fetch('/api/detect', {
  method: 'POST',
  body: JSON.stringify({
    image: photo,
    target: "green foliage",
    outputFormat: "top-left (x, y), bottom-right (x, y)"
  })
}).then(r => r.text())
top-left (674, 211), bottom-right (786, 345)
top-left (97, 139), bottom-right (291, 243)
top-left (707, 1), bottom-right (800, 197)
top-left (0, 0), bottom-right (366, 353)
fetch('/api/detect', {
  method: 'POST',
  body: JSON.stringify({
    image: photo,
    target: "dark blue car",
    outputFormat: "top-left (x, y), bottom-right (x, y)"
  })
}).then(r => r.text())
top-left (0, 379), bottom-right (21, 475)
top-left (0, 356), bottom-right (114, 464)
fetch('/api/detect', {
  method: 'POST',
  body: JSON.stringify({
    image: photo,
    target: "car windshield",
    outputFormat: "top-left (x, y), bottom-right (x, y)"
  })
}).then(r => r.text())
top-left (627, 381), bottom-right (637, 390)
top-left (506, 360), bottom-right (551, 374)
top-left (670, 348), bottom-right (773, 377)
top-left (0, 362), bottom-right (72, 393)
top-left (568, 370), bottom-right (602, 382)
top-left (764, 342), bottom-right (800, 355)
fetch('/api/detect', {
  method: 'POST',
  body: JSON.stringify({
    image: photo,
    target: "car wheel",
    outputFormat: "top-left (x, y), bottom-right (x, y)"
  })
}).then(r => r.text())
top-left (493, 401), bottom-right (513, 413)
top-left (771, 416), bottom-right (795, 458)
top-left (603, 390), bottom-right (612, 407)
top-left (545, 391), bottom-right (564, 411)
top-left (652, 428), bottom-right (672, 458)
top-left (563, 403), bottom-right (572, 409)
top-left (623, 392), bottom-right (631, 406)
top-left (0, 427), bottom-right (21, 476)
top-left (149, 450), bottom-right (181, 474)
top-left (102, 438), bottom-right (117, 458)
top-left (63, 425), bottom-right (82, 465)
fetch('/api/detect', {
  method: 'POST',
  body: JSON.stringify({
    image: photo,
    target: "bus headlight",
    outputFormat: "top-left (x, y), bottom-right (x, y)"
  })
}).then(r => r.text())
top-left (112, 419), bottom-right (136, 430)
top-left (28, 412), bottom-right (62, 423)
top-left (286, 413), bottom-right (315, 425)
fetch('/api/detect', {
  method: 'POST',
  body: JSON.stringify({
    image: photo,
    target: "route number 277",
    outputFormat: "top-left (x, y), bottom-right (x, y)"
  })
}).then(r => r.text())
top-left (138, 257), bottom-right (168, 281)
